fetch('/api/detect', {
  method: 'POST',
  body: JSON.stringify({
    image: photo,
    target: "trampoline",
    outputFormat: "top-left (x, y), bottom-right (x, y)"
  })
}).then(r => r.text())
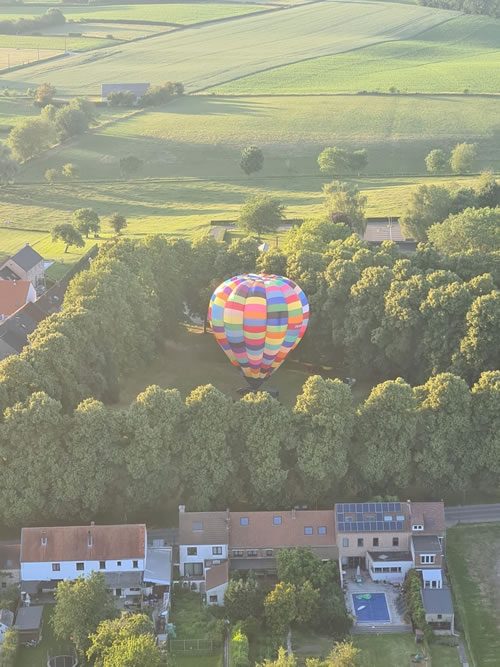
top-left (352, 592), bottom-right (390, 622)
top-left (47, 656), bottom-right (78, 667)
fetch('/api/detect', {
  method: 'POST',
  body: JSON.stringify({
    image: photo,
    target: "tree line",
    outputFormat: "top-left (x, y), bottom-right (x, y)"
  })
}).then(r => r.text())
top-left (0, 8), bottom-right (65, 36)
top-left (0, 204), bottom-right (498, 523)
top-left (417, 0), bottom-right (500, 18)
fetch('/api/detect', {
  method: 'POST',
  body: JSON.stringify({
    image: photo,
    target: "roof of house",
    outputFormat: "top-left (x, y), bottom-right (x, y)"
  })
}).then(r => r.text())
top-left (409, 502), bottom-right (446, 535)
top-left (230, 557), bottom-right (275, 571)
top-left (335, 501), bottom-right (410, 533)
top-left (229, 510), bottom-right (335, 549)
top-left (20, 524), bottom-right (146, 563)
top-left (0, 266), bottom-right (20, 281)
top-left (368, 550), bottom-right (413, 562)
top-left (0, 281), bottom-right (33, 319)
top-left (205, 560), bottom-right (229, 591)
top-left (0, 609), bottom-right (13, 628)
top-left (0, 544), bottom-right (20, 570)
top-left (9, 245), bottom-right (43, 272)
top-left (145, 547), bottom-right (172, 585)
top-left (15, 605), bottom-right (43, 631)
top-left (179, 511), bottom-right (229, 546)
top-left (412, 535), bottom-right (442, 553)
top-left (421, 587), bottom-right (454, 615)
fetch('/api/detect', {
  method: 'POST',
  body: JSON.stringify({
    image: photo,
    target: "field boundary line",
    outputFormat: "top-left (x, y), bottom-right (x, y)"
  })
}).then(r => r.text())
top-left (196, 91), bottom-right (500, 99)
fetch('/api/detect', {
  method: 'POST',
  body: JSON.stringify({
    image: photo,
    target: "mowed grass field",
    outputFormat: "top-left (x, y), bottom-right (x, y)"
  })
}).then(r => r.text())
top-left (17, 95), bottom-right (500, 183)
top-left (0, 1), bottom-right (455, 95)
top-left (212, 15), bottom-right (500, 94)
top-left (353, 635), bottom-right (460, 667)
top-left (0, 3), bottom-right (272, 26)
top-left (447, 524), bottom-right (500, 667)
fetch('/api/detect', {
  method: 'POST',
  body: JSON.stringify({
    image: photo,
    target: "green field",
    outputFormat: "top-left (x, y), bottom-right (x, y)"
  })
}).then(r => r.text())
top-left (17, 95), bottom-right (500, 183)
top-left (0, 3), bottom-right (271, 25)
top-left (353, 635), bottom-right (460, 667)
top-left (211, 15), bottom-right (500, 94)
top-left (0, 1), bottom-right (455, 95)
top-left (0, 33), bottom-right (118, 53)
top-left (447, 523), bottom-right (500, 667)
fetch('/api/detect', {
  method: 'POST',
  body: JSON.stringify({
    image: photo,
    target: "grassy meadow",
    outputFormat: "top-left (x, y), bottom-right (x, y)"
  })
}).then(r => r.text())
top-left (0, 1), bottom-right (454, 95)
top-left (447, 524), bottom-right (500, 667)
top-left (211, 15), bottom-right (500, 94)
top-left (0, 3), bottom-right (271, 26)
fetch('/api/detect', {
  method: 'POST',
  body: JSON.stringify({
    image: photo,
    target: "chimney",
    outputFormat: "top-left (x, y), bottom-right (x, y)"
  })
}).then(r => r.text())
top-left (179, 504), bottom-right (185, 514)
top-left (13, 280), bottom-right (16, 286)
top-left (90, 521), bottom-right (95, 526)
top-left (88, 530), bottom-right (93, 548)
top-left (41, 531), bottom-right (47, 547)
top-left (292, 508), bottom-right (296, 520)
top-left (25, 242), bottom-right (30, 247)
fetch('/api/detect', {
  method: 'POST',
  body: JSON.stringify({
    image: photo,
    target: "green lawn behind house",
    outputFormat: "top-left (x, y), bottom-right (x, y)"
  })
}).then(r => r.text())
top-left (447, 523), bottom-right (500, 667)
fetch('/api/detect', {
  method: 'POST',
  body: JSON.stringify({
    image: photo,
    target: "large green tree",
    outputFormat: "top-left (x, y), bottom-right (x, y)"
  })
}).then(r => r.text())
top-left (323, 181), bottom-right (367, 235)
top-left (240, 146), bottom-right (264, 175)
top-left (237, 195), bottom-right (284, 237)
top-left (264, 582), bottom-right (297, 638)
top-left (450, 142), bottom-right (477, 174)
top-left (428, 206), bottom-right (500, 255)
top-left (0, 141), bottom-right (17, 185)
top-left (399, 184), bottom-right (452, 242)
top-left (7, 118), bottom-right (56, 161)
top-left (52, 571), bottom-right (118, 657)
top-left (87, 612), bottom-right (155, 667)
top-left (72, 208), bottom-right (100, 238)
top-left (293, 376), bottom-right (354, 501)
top-left (52, 223), bottom-right (85, 253)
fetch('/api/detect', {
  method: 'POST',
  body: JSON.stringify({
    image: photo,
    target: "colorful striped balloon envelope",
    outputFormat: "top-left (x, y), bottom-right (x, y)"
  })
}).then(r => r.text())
top-left (208, 273), bottom-right (309, 389)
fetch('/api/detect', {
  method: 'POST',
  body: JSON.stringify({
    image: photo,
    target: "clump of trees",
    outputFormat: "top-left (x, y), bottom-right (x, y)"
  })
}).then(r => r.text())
top-left (0, 628), bottom-right (18, 667)
top-left (237, 194), bottom-right (284, 237)
top-left (317, 147), bottom-right (368, 175)
top-left (240, 146), bottom-right (264, 175)
top-left (120, 155), bottom-right (143, 178)
top-left (425, 143), bottom-right (477, 174)
top-left (107, 81), bottom-right (184, 108)
top-left (0, 8), bottom-right (65, 36)
top-left (416, 0), bottom-right (500, 18)
top-left (45, 162), bottom-right (78, 184)
top-left (88, 612), bottom-right (162, 666)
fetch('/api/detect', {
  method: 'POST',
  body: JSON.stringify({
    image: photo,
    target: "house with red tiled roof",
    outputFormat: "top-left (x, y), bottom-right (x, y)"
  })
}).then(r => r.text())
top-left (0, 280), bottom-right (36, 320)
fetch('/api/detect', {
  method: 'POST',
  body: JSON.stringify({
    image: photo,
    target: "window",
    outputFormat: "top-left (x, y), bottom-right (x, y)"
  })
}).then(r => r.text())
top-left (342, 538), bottom-right (349, 548)
top-left (390, 567), bottom-right (401, 573)
top-left (212, 546), bottom-right (222, 555)
top-left (76, 562), bottom-right (84, 571)
top-left (396, 515), bottom-right (405, 521)
top-left (187, 547), bottom-right (198, 556)
top-left (392, 537), bottom-right (399, 547)
top-left (373, 538), bottom-right (379, 547)
top-left (133, 560), bottom-right (139, 569)
top-left (247, 549), bottom-right (258, 557)
top-left (99, 561), bottom-right (106, 569)
top-left (318, 526), bottom-right (327, 535)
top-left (437, 614), bottom-right (442, 620)
top-left (232, 550), bottom-right (244, 557)
top-left (357, 538), bottom-right (364, 547)
top-left (41, 536), bottom-right (47, 546)
top-left (192, 521), bottom-right (203, 531)
top-left (412, 524), bottom-right (424, 531)
top-left (421, 554), bottom-right (435, 564)
top-left (117, 561), bottom-right (122, 567)
top-left (304, 526), bottom-right (313, 535)
top-left (266, 549), bottom-right (273, 557)
top-left (384, 515), bottom-right (392, 522)
top-left (209, 595), bottom-right (218, 603)
top-left (184, 562), bottom-right (203, 576)
top-left (240, 517), bottom-right (249, 526)
top-left (130, 587), bottom-right (141, 592)
top-left (273, 516), bottom-right (282, 525)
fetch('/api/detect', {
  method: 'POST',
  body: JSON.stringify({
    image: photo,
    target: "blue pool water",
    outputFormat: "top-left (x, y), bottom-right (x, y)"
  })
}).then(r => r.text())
top-left (352, 592), bottom-right (390, 622)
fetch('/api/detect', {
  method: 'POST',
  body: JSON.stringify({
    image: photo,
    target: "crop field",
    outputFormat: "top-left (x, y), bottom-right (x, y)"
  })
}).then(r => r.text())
top-left (0, 3), bottom-right (271, 25)
top-left (0, 37), bottom-right (119, 71)
top-left (0, 1), bottom-right (455, 95)
top-left (41, 21), bottom-right (171, 41)
top-left (211, 15), bottom-right (500, 94)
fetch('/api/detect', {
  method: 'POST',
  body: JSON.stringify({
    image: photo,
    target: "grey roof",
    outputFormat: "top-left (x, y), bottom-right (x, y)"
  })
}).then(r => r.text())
top-left (9, 245), bottom-right (43, 272)
top-left (0, 266), bottom-right (20, 281)
top-left (368, 550), bottom-right (413, 562)
top-left (179, 511), bottom-right (229, 546)
top-left (15, 605), bottom-right (43, 631)
top-left (145, 547), bottom-right (171, 585)
top-left (422, 587), bottom-right (454, 615)
top-left (230, 558), bottom-right (276, 570)
top-left (0, 609), bottom-right (13, 628)
top-left (412, 535), bottom-right (442, 552)
top-left (103, 571), bottom-right (143, 588)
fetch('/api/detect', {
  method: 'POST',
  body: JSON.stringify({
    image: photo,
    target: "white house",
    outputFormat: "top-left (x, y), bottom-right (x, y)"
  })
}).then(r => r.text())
top-left (0, 609), bottom-right (13, 644)
top-left (0, 244), bottom-right (45, 287)
top-left (20, 524), bottom-right (147, 598)
top-left (178, 506), bottom-right (229, 589)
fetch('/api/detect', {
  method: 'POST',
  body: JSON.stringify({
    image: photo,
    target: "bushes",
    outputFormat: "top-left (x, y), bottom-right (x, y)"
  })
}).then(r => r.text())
top-left (403, 569), bottom-right (427, 630)
top-left (0, 628), bottom-right (18, 667)
top-left (231, 623), bottom-right (250, 667)
top-left (0, 9), bottom-right (65, 36)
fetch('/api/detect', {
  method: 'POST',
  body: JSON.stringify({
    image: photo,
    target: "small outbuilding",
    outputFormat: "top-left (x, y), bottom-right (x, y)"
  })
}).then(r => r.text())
top-left (15, 605), bottom-right (43, 644)
top-left (0, 609), bottom-right (14, 644)
top-left (421, 587), bottom-right (455, 634)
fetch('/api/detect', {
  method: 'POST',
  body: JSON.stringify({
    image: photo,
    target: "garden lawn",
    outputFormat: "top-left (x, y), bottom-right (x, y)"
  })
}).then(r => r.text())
top-left (0, 1), bottom-right (455, 95)
top-left (16, 606), bottom-right (62, 667)
top-left (211, 15), bottom-right (500, 94)
top-left (428, 642), bottom-right (462, 667)
top-left (0, 3), bottom-right (271, 26)
top-left (447, 523), bottom-right (500, 667)
top-left (353, 635), bottom-right (425, 667)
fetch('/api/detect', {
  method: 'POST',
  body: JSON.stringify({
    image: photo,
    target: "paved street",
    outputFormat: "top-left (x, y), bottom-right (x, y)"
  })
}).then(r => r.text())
top-left (445, 503), bottom-right (500, 526)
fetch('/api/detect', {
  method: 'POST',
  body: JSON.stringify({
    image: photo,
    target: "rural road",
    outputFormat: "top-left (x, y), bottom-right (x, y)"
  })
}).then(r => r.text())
top-left (444, 503), bottom-right (500, 526)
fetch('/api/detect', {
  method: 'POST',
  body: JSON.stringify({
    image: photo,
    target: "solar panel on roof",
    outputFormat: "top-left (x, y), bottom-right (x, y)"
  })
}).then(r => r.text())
top-left (350, 503), bottom-right (356, 512)
top-left (395, 502), bottom-right (401, 511)
top-left (356, 503), bottom-right (362, 512)
top-left (370, 522), bottom-right (377, 530)
top-left (357, 513), bottom-right (363, 521)
top-left (369, 503), bottom-right (375, 512)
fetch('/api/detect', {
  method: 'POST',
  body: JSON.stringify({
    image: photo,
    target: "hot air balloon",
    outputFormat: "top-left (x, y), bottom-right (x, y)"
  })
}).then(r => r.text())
top-left (208, 273), bottom-right (309, 390)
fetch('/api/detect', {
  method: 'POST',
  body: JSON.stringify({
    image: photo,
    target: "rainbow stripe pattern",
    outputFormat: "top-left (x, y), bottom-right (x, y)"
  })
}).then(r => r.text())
top-left (208, 273), bottom-right (309, 389)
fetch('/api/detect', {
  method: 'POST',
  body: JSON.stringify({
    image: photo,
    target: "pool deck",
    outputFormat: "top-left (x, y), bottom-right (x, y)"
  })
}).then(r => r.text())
top-left (343, 570), bottom-right (407, 627)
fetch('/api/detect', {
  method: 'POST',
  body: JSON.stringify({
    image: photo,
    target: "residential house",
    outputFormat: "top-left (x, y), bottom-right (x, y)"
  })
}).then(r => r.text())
top-left (205, 561), bottom-right (229, 606)
top-left (20, 524), bottom-right (147, 599)
top-left (0, 609), bottom-right (13, 644)
top-left (178, 507), bottom-right (229, 590)
top-left (0, 280), bottom-right (36, 321)
top-left (0, 244), bottom-right (45, 287)
top-left (336, 501), bottom-right (445, 586)
top-left (229, 509), bottom-right (337, 576)
top-left (0, 544), bottom-right (20, 589)
top-left (421, 586), bottom-right (455, 635)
